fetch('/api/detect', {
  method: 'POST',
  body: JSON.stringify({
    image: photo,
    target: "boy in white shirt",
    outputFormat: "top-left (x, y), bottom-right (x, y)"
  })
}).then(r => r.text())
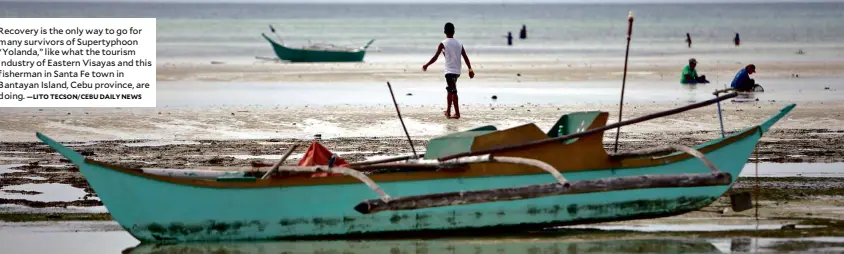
top-left (422, 22), bottom-right (475, 119)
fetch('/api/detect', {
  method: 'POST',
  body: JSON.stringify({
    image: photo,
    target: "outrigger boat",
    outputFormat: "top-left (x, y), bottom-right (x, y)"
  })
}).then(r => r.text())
top-left (35, 92), bottom-right (795, 242)
top-left (260, 25), bottom-right (375, 63)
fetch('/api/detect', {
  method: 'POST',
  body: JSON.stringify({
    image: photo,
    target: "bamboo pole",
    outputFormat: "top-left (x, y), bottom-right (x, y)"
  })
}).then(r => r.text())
top-left (438, 92), bottom-right (738, 161)
top-left (613, 11), bottom-right (635, 153)
top-left (261, 144), bottom-right (300, 179)
top-left (354, 171), bottom-right (732, 214)
top-left (386, 82), bottom-right (419, 159)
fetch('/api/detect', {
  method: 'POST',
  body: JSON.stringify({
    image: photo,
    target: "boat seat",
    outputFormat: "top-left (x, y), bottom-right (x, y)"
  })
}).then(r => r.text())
top-left (424, 125), bottom-right (498, 160)
top-left (546, 111), bottom-right (605, 144)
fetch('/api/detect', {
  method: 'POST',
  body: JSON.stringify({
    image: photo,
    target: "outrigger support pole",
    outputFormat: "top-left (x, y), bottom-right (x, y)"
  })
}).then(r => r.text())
top-left (712, 88), bottom-right (735, 138)
top-left (355, 144), bottom-right (727, 214)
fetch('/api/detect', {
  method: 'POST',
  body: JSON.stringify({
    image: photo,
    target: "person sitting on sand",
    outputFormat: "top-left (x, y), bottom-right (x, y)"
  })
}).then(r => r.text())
top-left (422, 22), bottom-right (475, 119)
top-left (681, 58), bottom-right (710, 84)
top-left (730, 64), bottom-right (757, 92)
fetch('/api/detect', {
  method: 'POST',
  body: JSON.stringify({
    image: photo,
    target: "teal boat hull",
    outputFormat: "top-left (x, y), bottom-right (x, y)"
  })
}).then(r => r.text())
top-left (35, 104), bottom-right (795, 242)
top-left (261, 33), bottom-right (371, 63)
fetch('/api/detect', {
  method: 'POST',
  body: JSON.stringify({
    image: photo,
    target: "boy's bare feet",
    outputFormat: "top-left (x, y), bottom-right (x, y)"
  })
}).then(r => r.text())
top-left (451, 114), bottom-right (461, 119)
top-left (443, 110), bottom-right (451, 118)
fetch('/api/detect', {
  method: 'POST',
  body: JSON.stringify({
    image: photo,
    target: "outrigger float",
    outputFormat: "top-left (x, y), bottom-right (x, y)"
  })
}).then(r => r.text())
top-left (35, 92), bottom-right (795, 242)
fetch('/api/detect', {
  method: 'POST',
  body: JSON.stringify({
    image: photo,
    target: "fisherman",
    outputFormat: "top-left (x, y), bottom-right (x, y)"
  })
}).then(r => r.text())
top-left (734, 33), bottom-right (740, 46)
top-left (685, 33), bottom-right (692, 48)
top-left (520, 24), bottom-right (527, 39)
top-left (422, 22), bottom-right (475, 120)
top-left (681, 58), bottom-right (710, 84)
top-left (730, 64), bottom-right (757, 92)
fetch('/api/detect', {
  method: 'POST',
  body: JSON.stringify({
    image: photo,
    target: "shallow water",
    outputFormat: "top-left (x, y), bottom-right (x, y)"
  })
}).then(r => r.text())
top-left (0, 164), bottom-right (25, 175)
top-left (1, 221), bottom-right (843, 254)
top-left (559, 223), bottom-right (822, 232)
top-left (4, 2), bottom-right (844, 65)
top-left (154, 78), bottom-right (843, 108)
top-left (740, 162), bottom-right (844, 177)
top-left (0, 183), bottom-right (92, 202)
top-left (123, 140), bottom-right (202, 147)
top-left (0, 204), bottom-right (107, 214)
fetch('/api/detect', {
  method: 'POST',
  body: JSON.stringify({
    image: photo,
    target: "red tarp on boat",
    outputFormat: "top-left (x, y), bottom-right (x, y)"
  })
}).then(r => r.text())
top-left (297, 141), bottom-right (348, 177)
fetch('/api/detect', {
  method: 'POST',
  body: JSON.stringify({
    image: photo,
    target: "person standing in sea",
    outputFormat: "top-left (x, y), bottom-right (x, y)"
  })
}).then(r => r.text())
top-left (422, 22), bottom-right (475, 119)
top-left (686, 33), bottom-right (692, 48)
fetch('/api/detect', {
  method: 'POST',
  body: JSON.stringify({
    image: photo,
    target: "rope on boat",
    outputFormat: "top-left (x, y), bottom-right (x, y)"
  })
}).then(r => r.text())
top-left (609, 144), bottom-right (721, 174)
top-left (274, 165), bottom-right (392, 202)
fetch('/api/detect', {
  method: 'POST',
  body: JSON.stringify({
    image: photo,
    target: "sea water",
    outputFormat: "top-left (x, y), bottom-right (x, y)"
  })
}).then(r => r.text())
top-left (1, 2), bottom-right (843, 64)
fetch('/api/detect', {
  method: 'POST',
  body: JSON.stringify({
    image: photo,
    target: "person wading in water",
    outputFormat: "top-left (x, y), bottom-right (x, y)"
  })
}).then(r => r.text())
top-left (686, 33), bottom-right (692, 48)
top-left (422, 22), bottom-right (475, 119)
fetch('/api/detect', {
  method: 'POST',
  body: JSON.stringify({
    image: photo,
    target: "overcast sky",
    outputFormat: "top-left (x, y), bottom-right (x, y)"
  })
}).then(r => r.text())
top-left (8, 0), bottom-right (844, 3)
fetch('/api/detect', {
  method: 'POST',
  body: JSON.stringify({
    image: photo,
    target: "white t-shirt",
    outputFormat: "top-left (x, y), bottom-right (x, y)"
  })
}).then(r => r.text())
top-left (441, 38), bottom-right (463, 75)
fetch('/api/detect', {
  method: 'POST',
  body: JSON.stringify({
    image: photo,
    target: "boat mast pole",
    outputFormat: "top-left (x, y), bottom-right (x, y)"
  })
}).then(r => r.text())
top-left (386, 82), bottom-right (419, 159)
top-left (613, 11), bottom-right (635, 153)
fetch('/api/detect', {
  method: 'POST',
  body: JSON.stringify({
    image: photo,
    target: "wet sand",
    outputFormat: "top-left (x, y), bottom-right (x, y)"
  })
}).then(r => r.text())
top-left (157, 54), bottom-right (844, 83)
top-left (3, 54), bottom-right (844, 250)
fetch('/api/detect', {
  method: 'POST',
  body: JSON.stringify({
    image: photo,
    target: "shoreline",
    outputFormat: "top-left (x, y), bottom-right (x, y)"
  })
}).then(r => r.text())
top-left (156, 57), bottom-right (844, 83)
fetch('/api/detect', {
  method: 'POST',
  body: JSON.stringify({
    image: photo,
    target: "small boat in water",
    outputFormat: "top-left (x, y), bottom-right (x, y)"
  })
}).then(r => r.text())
top-left (260, 26), bottom-right (375, 63)
top-left (35, 93), bottom-right (795, 242)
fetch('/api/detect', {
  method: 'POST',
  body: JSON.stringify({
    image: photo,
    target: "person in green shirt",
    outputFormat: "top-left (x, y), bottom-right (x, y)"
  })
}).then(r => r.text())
top-left (681, 58), bottom-right (709, 84)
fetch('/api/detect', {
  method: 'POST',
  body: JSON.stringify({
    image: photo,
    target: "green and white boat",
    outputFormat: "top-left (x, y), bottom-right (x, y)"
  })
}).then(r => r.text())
top-left (260, 30), bottom-right (375, 63)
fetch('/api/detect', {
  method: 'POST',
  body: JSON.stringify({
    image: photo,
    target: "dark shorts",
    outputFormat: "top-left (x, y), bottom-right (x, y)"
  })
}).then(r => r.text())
top-left (736, 78), bottom-right (755, 92)
top-left (445, 73), bottom-right (460, 94)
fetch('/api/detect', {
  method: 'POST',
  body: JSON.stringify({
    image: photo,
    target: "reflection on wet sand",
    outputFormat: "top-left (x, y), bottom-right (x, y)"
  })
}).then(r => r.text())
top-left (123, 238), bottom-right (722, 254)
